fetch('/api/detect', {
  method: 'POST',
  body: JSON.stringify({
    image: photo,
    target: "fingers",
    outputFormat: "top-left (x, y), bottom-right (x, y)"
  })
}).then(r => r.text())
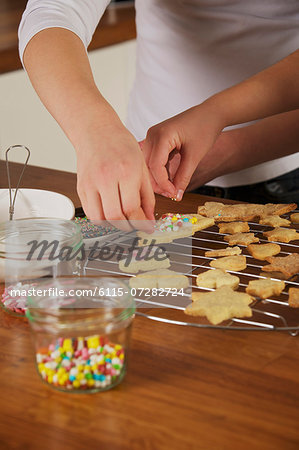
top-left (76, 131), bottom-right (156, 232)
top-left (79, 179), bottom-right (154, 233)
top-left (149, 170), bottom-right (166, 196)
top-left (77, 182), bottom-right (105, 222)
top-left (140, 167), bottom-right (156, 221)
top-left (119, 174), bottom-right (155, 233)
top-left (166, 151), bottom-right (181, 182)
top-left (172, 152), bottom-right (198, 201)
top-left (141, 139), bottom-right (172, 196)
top-left (142, 135), bottom-right (176, 198)
top-left (85, 192), bottom-right (105, 222)
top-left (99, 182), bottom-right (133, 232)
top-left (141, 106), bottom-right (224, 200)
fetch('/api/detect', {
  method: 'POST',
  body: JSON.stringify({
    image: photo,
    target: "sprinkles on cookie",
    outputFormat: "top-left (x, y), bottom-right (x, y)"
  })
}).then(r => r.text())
top-left (75, 216), bottom-right (118, 239)
top-left (157, 213), bottom-right (197, 232)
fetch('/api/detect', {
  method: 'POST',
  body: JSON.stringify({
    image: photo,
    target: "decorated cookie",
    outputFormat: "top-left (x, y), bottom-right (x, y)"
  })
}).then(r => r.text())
top-left (137, 213), bottom-right (214, 245)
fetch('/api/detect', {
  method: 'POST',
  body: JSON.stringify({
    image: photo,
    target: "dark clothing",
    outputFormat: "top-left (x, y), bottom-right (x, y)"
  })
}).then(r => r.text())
top-left (192, 168), bottom-right (299, 205)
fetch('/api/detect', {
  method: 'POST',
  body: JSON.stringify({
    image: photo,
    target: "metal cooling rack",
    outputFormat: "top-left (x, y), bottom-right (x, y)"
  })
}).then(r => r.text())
top-left (83, 211), bottom-right (299, 336)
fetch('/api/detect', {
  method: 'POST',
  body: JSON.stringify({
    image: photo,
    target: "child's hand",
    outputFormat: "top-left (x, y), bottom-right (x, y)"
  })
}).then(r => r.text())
top-left (141, 103), bottom-right (224, 201)
top-left (76, 121), bottom-right (155, 233)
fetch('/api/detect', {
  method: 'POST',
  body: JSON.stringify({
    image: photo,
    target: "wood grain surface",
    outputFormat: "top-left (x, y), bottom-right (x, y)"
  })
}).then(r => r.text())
top-left (0, 1), bottom-right (136, 74)
top-left (0, 162), bottom-right (298, 450)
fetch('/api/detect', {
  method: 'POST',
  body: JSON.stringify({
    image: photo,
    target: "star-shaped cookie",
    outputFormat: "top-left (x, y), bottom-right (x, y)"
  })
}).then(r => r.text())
top-left (196, 269), bottom-right (239, 289)
top-left (224, 233), bottom-right (259, 246)
top-left (262, 254), bottom-right (299, 278)
top-left (259, 215), bottom-right (291, 227)
top-left (185, 286), bottom-right (253, 325)
top-left (246, 278), bottom-right (285, 299)
top-left (218, 222), bottom-right (249, 234)
top-left (263, 227), bottom-right (299, 243)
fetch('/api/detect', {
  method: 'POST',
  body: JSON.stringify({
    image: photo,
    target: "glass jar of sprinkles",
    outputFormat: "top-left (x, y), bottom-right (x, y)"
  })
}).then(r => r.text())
top-left (26, 277), bottom-right (135, 393)
top-left (0, 219), bottom-right (83, 316)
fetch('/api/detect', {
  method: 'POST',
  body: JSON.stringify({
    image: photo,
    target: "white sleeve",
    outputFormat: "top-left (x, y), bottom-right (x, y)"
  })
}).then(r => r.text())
top-left (18, 0), bottom-right (111, 65)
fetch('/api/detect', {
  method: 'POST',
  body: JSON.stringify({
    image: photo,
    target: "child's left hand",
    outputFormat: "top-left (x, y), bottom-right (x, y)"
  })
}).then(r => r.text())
top-left (140, 102), bottom-right (225, 201)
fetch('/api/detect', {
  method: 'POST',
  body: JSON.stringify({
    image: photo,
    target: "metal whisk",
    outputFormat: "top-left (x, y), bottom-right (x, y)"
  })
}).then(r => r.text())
top-left (5, 145), bottom-right (31, 220)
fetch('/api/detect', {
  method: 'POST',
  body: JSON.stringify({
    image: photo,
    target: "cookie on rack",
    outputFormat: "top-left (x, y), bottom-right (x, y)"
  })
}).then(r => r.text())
top-left (224, 233), bottom-right (259, 246)
top-left (245, 278), bottom-right (285, 299)
top-left (197, 202), bottom-right (297, 222)
top-left (137, 213), bottom-right (214, 246)
top-left (247, 243), bottom-right (281, 261)
top-left (261, 271), bottom-right (292, 281)
top-left (288, 288), bottom-right (299, 308)
top-left (290, 213), bottom-right (299, 224)
top-left (218, 222), bottom-right (249, 234)
top-left (119, 245), bottom-right (170, 273)
top-left (259, 215), bottom-right (291, 227)
top-left (205, 246), bottom-right (242, 257)
top-left (185, 286), bottom-right (254, 325)
top-left (129, 269), bottom-right (189, 290)
top-left (196, 268), bottom-right (239, 289)
top-left (263, 227), bottom-right (299, 243)
top-left (209, 255), bottom-right (247, 272)
top-left (261, 254), bottom-right (299, 279)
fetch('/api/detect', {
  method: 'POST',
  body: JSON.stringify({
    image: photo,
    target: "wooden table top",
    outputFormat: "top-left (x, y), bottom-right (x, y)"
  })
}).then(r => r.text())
top-left (0, 162), bottom-right (298, 450)
top-left (0, 1), bottom-right (135, 74)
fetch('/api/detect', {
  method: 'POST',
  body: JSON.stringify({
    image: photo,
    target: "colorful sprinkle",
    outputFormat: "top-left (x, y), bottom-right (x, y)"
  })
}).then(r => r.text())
top-left (1, 282), bottom-right (36, 315)
top-left (153, 213), bottom-right (198, 232)
top-left (36, 336), bottom-right (125, 392)
top-left (75, 217), bottom-right (118, 239)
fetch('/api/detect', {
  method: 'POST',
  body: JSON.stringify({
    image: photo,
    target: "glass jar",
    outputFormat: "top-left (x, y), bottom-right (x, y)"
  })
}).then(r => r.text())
top-left (26, 277), bottom-right (135, 393)
top-left (0, 218), bottom-right (83, 316)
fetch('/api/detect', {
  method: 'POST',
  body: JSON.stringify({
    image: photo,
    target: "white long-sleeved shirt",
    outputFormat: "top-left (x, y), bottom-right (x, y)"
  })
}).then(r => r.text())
top-left (19, 0), bottom-right (299, 187)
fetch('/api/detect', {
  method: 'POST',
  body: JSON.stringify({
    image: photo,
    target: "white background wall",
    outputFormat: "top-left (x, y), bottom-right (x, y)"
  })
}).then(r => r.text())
top-left (0, 40), bottom-right (136, 172)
